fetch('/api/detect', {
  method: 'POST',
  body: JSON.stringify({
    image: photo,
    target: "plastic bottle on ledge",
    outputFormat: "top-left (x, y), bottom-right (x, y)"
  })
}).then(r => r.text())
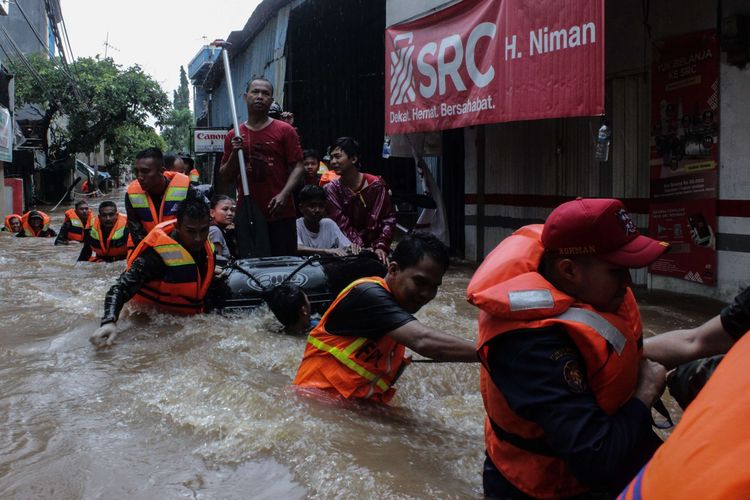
top-left (595, 123), bottom-right (611, 162)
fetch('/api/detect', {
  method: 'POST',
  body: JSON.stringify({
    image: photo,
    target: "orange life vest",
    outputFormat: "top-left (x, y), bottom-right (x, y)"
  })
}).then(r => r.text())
top-left (88, 213), bottom-right (128, 261)
top-left (467, 225), bottom-right (643, 499)
top-left (3, 213), bottom-right (21, 232)
top-left (188, 168), bottom-right (200, 183)
top-left (619, 333), bottom-right (750, 500)
top-left (20, 211), bottom-right (52, 237)
top-left (63, 208), bottom-right (92, 242)
top-left (318, 169), bottom-right (340, 187)
top-left (293, 276), bottom-right (408, 404)
top-left (126, 220), bottom-right (215, 315)
top-left (126, 171), bottom-right (190, 234)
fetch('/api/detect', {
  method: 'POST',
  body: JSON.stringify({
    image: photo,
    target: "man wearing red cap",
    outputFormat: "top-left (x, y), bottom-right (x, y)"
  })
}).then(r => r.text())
top-left (467, 197), bottom-right (671, 499)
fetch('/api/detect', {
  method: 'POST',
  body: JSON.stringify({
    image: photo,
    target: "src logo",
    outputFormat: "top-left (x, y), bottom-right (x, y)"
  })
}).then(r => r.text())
top-left (389, 33), bottom-right (417, 106)
top-left (246, 271), bottom-right (309, 292)
top-left (616, 208), bottom-right (637, 236)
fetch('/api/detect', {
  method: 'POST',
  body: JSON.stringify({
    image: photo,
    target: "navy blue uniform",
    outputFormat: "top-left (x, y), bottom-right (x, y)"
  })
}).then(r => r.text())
top-left (483, 326), bottom-right (662, 498)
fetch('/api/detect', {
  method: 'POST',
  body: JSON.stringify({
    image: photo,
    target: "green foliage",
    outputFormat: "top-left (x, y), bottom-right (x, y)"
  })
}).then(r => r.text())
top-left (173, 66), bottom-right (190, 110)
top-left (161, 66), bottom-right (193, 153)
top-left (11, 53), bottom-right (170, 160)
top-left (110, 124), bottom-right (166, 163)
top-left (161, 107), bottom-right (193, 153)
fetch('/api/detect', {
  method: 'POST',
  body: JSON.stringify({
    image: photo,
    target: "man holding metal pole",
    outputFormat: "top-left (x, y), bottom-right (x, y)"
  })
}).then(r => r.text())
top-left (215, 40), bottom-right (304, 257)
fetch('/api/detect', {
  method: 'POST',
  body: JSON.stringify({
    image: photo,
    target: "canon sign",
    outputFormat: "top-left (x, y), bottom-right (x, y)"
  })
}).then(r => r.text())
top-left (193, 129), bottom-right (228, 153)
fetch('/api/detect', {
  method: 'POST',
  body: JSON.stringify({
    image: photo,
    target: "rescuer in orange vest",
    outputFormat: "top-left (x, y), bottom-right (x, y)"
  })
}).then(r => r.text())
top-left (77, 201), bottom-right (129, 262)
top-left (618, 286), bottom-right (750, 499)
top-left (90, 190), bottom-right (214, 347)
top-left (17, 210), bottom-right (56, 237)
top-left (467, 198), bottom-right (671, 499)
top-left (126, 147), bottom-right (192, 250)
top-left (182, 155), bottom-right (200, 185)
top-left (292, 233), bottom-right (477, 404)
top-left (55, 200), bottom-right (92, 245)
top-left (2, 213), bottom-right (21, 234)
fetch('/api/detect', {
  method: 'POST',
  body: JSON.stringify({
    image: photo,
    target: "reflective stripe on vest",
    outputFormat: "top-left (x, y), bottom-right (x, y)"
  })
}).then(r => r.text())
top-left (557, 307), bottom-right (627, 355)
top-left (128, 193), bottom-right (150, 209)
top-left (508, 290), bottom-right (627, 354)
top-left (155, 244), bottom-right (195, 266)
top-left (306, 335), bottom-right (391, 393)
top-left (165, 186), bottom-right (188, 201)
top-left (90, 215), bottom-right (127, 252)
top-left (508, 289), bottom-right (555, 311)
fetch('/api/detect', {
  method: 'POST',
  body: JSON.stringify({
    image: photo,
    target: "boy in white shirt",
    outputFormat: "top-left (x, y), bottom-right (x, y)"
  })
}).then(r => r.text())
top-left (297, 184), bottom-right (360, 256)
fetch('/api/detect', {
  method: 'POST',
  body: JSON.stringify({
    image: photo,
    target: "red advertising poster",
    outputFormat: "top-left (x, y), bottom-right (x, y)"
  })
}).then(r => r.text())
top-left (384, 0), bottom-right (604, 134)
top-left (648, 30), bottom-right (719, 285)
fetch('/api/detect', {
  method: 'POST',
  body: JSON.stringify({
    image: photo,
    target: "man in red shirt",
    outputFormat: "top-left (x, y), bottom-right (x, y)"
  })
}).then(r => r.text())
top-left (220, 78), bottom-right (304, 256)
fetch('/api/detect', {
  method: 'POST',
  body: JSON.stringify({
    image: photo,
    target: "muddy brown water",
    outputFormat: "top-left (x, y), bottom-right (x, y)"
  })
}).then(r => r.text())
top-left (0, 193), bottom-right (724, 498)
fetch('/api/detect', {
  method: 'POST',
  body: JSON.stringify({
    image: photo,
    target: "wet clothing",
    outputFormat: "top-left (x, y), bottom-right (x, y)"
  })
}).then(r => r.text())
top-left (719, 285), bottom-right (750, 339)
top-left (208, 224), bottom-right (235, 259)
top-left (293, 277), bottom-right (415, 404)
top-left (17, 211), bottom-right (56, 237)
top-left (296, 217), bottom-right (351, 251)
top-left (101, 221), bottom-right (213, 324)
top-left (125, 172), bottom-right (191, 247)
top-left (467, 225), bottom-right (659, 498)
top-left (55, 209), bottom-right (92, 245)
top-left (78, 214), bottom-right (129, 262)
top-left (3, 214), bottom-right (21, 233)
top-left (665, 285), bottom-right (750, 409)
top-left (221, 120), bottom-right (303, 222)
top-left (620, 331), bottom-right (750, 500)
top-left (324, 174), bottom-right (396, 253)
top-left (188, 168), bottom-right (200, 184)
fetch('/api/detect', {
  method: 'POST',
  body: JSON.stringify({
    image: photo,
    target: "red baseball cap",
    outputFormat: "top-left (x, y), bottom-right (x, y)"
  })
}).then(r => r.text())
top-left (542, 198), bottom-right (670, 268)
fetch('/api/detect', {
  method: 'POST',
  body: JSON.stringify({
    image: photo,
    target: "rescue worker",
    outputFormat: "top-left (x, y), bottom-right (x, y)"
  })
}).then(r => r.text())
top-left (619, 289), bottom-right (750, 499)
top-left (126, 147), bottom-right (192, 250)
top-left (182, 155), bottom-right (200, 185)
top-left (164, 154), bottom-right (186, 174)
top-left (90, 190), bottom-right (214, 347)
top-left (16, 210), bottom-right (56, 237)
top-left (78, 201), bottom-right (129, 262)
top-left (55, 200), bottom-right (92, 245)
top-left (2, 214), bottom-right (21, 234)
top-left (292, 233), bottom-right (477, 404)
top-left (467, 197), bottom-right (671, 498)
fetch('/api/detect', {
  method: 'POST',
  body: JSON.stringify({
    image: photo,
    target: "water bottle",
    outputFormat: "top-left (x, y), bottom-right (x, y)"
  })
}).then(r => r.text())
top-left (381, 135), bottom-right (391, 159)
top-left (595, 123), bottom-right (611, 162)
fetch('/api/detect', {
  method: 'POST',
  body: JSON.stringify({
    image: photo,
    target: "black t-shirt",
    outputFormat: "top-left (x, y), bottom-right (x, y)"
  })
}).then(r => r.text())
top-left (324, 282), bottom-right (415, 340)
top-left (720, 286), bottom-right (750, 340)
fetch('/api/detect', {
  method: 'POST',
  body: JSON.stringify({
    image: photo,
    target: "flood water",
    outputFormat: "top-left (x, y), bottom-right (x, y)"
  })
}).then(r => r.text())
top-left (0, 191), bottom-right (724, 498)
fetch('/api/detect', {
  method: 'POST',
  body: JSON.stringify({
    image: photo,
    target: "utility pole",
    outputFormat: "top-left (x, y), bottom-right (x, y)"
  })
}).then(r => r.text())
top-left (103, 32), bottom-right (119, 59)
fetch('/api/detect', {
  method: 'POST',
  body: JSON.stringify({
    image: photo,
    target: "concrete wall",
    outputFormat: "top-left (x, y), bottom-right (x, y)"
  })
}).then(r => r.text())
top-left (385, 0), bottom-right (458, 27)
top-left (0, 0), bottom-right (49, 65)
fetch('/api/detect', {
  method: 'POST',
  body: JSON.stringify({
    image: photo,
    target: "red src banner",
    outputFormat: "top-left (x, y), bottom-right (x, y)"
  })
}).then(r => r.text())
top-left (385, 0), bottom-right (604, 135)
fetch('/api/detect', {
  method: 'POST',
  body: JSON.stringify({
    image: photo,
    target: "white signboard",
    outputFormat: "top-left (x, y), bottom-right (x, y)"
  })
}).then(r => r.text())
top-left (0, 105), bottom-right (12, 162)
top-left (194, 129), bottom-right (228, 153)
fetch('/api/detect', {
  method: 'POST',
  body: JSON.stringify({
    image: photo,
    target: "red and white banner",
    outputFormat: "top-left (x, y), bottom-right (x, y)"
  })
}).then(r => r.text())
top-left (385, 0), bottom-right (604, 134)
